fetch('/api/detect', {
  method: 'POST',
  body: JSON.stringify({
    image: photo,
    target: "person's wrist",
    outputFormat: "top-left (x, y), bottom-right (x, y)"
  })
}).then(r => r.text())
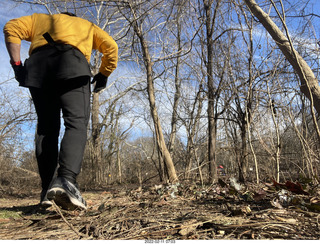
top-left (10, 60), bottom-right (22, 66)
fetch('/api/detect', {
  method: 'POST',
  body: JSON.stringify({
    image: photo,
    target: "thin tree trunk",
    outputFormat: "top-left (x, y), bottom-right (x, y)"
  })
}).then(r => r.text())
top-left (117, 147), bottom-right (122, 184)
top-left (91, 85), bottom-right (102, 184)
top-left (239, 123), bottom-right (248, 182)
top-left (168, 16), bottom-right (182, 154)
top-left (266, 86), bottom-right (281, 182)
top-left (185, 87), bottom-right (204, 179)
top-left (130, 4), bottom-right (178, 183)
top-left (204, 0), bottom-right (221, 184)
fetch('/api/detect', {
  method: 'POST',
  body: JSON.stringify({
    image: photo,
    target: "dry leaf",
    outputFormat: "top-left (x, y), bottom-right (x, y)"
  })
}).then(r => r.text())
top-left (230, 177), bottom-right (243, 191)
top-left (216, 230), bottom-right (225, 237)
top-left (98, 202), bottom-right (105, 212)
top-left (178, 220), bottom-right (198, 236)
top-left (285, 181), bottom-right (309, 195)
top-left (272, 179), bottom-right (309, 195)
top-left (253, 189), bottom-right (267, 201)
top-left (271, 199), bottom-right (283, 209)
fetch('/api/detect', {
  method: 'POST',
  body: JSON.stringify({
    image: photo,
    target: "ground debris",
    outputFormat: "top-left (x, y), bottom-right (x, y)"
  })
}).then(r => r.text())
top-left (1, 180), bottom-right (320, 240)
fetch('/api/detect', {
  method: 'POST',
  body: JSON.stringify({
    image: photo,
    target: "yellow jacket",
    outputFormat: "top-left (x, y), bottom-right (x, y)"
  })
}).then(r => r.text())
top-left (3, 13), bottom-right (118, 77)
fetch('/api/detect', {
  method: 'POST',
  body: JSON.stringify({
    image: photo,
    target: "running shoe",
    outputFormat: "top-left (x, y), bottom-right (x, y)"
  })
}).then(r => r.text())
top-left (47, 177), bottom-right (87, 211)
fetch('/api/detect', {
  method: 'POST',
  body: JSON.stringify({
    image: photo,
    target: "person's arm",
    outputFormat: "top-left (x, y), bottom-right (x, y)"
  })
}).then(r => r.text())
top-left (92, 25), bottom-right (118, 77)
top-left (5, 41), bottom-right (25, 85)
top-left (3, 15), bottom-right (32, 85)
top-left (3, 15), bottom-right (33, 62)
top-left (5, 42), bottom-right (21, 64)
top-left (92, 25), bottom-right (118, 93)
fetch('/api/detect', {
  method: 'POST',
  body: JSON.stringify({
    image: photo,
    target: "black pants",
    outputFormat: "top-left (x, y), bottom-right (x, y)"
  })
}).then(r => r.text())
top-left (29, 76), bottom-right (91, 191)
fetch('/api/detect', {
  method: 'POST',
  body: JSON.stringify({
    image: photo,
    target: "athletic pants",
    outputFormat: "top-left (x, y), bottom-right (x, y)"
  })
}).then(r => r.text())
top-left (29, 76), bottom-right (91, 191)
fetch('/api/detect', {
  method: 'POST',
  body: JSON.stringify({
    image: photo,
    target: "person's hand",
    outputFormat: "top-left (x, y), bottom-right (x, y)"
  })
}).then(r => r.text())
top-left (11, 61), bottom-right (26, 85)
top-left (92, 72), bottom-right (108, 93)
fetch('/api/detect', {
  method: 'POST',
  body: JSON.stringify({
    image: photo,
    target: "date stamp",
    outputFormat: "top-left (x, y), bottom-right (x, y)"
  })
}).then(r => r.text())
top-left (145, 240), bottom-right (176, 244)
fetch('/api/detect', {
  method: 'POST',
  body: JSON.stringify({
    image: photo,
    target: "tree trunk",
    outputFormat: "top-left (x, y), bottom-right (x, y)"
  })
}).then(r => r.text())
top-left (168, 29), bottom-right (182, 154)
top-left (244, 0), bottom-right (320, 116)
top-left (185, 87), bottom-right (205, 179)
top-left (204, 0), bottom-right (220, 184)
top-left (239, 122), bottom-right (248, 182)
top-left (131, 11), bottom-right (178, 183)
top-left (143, 50), bottom-right (178, 183)
top-left (91, 92), bottom-right (103, 184)
top-left (168, 3), bottom-right (184, 154)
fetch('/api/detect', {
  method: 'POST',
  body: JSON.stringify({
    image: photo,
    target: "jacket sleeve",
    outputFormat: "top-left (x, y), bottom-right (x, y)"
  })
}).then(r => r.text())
top-left (92, 24), bottom-right (118, 77)
top-left (3, 15), bottom-right (33, 44)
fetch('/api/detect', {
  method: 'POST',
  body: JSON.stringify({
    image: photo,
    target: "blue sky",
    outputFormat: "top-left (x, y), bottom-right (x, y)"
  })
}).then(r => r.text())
top-left (1, 0), bottom-right (320, 76)
top-left (0, 0), bottom-right (320, 148)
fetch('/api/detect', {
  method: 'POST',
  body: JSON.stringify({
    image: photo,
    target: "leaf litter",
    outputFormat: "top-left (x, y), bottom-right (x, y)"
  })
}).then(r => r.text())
top-left (0, 178), bottom-right (320, 240)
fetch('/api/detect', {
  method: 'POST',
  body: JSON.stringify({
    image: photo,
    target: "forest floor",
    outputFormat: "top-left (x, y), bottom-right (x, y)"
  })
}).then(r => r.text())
top-left (0, 177), bottom-right (320, 240)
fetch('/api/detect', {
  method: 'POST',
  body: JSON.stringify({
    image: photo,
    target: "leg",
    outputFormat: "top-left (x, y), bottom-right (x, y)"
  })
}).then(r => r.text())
top-left (29, 87), bottom-right (60, 191)
top-left (57, 76), bottom-right (91, 183)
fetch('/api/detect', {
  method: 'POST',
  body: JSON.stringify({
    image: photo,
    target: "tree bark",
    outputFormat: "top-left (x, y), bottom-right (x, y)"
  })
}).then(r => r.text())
top-left (168, 19), bottom-right (182, 155)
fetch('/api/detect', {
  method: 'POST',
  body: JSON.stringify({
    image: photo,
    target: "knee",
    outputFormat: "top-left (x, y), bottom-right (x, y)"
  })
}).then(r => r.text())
top-left (64, 117), bottom-right (89, 132)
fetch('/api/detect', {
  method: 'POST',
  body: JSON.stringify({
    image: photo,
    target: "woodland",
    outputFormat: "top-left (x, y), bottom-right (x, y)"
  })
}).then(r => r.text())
top-left (1, 0), bottom-right (320, 240)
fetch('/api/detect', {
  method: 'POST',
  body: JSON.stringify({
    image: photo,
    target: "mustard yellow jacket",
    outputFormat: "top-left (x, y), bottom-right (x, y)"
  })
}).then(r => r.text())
top-left (3, 13), bottom-right (118, 77)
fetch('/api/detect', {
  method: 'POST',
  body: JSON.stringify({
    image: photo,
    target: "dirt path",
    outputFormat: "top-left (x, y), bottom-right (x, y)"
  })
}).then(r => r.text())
top-left (1, 182), bottom-right (320, 240)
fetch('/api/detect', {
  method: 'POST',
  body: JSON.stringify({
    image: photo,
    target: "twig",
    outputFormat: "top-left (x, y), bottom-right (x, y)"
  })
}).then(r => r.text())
top-left (52, 202), bottom-right (87, 239)
top-left (261, 223), bottom-right (296, 232)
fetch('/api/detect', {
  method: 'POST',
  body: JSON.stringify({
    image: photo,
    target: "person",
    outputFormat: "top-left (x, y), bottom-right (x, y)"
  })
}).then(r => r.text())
top-left (3, 12), bottom-right (118, 210)
top-left (217, 165), bottom-right (226, 176)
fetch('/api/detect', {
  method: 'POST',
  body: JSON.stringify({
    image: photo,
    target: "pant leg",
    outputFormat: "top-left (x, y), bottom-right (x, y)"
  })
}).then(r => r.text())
top-left (57, 76), bottom-right (91, 181)
top-left (29, 87), bottom-right (60, 191)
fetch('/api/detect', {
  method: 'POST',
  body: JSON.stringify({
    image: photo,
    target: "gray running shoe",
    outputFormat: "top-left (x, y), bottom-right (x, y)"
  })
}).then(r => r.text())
top-left (47, 177), bottom-right (87, 211)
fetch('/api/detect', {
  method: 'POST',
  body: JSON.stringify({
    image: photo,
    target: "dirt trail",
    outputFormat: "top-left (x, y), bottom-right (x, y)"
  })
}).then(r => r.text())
top-left (0, 182), bottom-right (320, 240)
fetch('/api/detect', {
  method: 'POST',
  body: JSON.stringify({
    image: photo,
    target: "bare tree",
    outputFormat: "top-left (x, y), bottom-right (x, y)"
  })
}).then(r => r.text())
top-left (244, 0), bottom-right (320, 139)
top-left (166, 1), bottom-right (184, 155)
top-left (116, 0), bottom-right (178, 183)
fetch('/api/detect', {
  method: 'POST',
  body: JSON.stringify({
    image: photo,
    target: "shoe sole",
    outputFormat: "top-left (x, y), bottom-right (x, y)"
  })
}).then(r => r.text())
top-left (40, 200), bottom-right (53, 209)
top-left (47, 187), bottom-right (87, 211)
